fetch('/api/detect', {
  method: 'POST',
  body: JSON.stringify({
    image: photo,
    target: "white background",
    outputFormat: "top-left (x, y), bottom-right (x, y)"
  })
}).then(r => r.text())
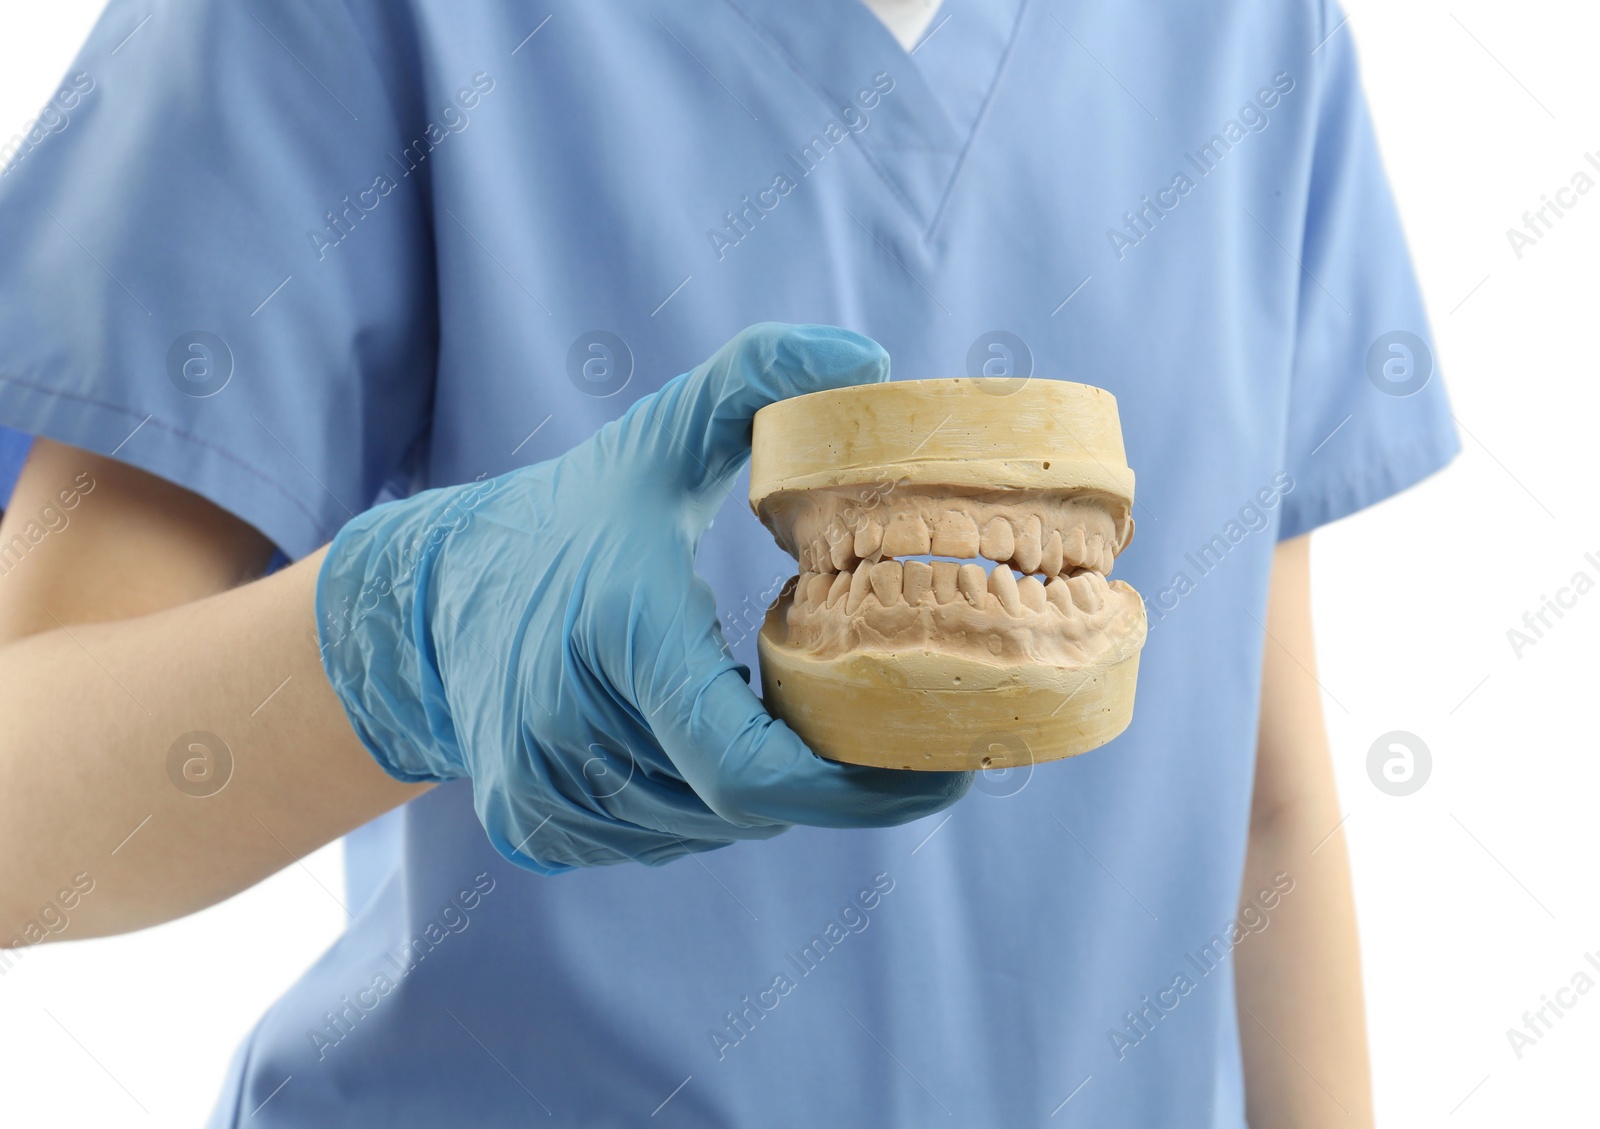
top-left (1, 1), bottom-right (1595, 1124)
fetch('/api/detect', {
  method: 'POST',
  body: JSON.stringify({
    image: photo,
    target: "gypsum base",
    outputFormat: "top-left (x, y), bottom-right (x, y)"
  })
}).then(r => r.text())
top-left (758, 606), bottom-right (1142, 771)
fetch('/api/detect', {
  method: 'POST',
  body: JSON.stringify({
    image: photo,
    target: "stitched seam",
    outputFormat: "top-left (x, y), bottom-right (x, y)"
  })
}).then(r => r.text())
top-left (1278, 432), bottom-right (1459, 539)
top-left (924, 0), bottom-right (1033, 241)
top-left (717, 0), bottom-right (929, 225)
top-left (0, 370), bottom-right (327, 533)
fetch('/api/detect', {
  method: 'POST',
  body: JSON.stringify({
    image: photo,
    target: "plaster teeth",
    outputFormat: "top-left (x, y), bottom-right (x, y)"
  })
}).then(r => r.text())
top-left (1041, 529), bottom-right (1063, 577)
top-left (828, 527), bottom-right (855, 571)
top-left (902, 560), bottom-right (933, 606)
top-left (987, 564), bottom-right (1022, 616)
top-left (854, 518), bottom-right (883, 559)
top-left (1065, 526), bottom-right (1089, 569)
top-left (931, 511), bottom-right (979, 557)
top-left (1014, 514), bottom-right (1042, 574)
top-left (1067, 573), bottom-right (1102, 613)
top-left (846, 566), bottom-right (872, 614)
top-left (957, 563), bottom-right (988, 609)
top-left (882, 513), bottom-right (931, 557)
top-left (780, 494), bottom-right (1136, 657)
top-left (980, 517), bottom-right (1014, 563)
top-left (1086, 534), bottom-right (1103, 572)
top-left (869, 560), bottom-right (903, 606)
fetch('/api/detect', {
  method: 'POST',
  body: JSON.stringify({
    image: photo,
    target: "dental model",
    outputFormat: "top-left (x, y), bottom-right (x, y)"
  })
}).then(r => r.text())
top-left (750, 378), bottom-right (1147, 771)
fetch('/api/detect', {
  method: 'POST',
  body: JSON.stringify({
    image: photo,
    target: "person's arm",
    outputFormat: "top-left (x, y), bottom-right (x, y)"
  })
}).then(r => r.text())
top-left (0, 438), bottom-right (430, 942)
top-left (1236, 533), bottom-right (1374, 1126)
top-left (0, 326), bottom-right (970, 934)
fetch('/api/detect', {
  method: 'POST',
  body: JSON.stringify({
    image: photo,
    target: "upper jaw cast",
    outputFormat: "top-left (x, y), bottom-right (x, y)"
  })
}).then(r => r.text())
top-left (787, 486), bottom-right (1129, 580)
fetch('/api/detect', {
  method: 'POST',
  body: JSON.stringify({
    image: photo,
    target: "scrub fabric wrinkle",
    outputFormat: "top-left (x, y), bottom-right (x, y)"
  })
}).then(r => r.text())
top-left (0, 0), bottom-right (1458, 1125)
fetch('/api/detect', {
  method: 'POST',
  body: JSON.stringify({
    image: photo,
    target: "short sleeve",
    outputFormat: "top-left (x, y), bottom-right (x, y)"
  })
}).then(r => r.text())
top-left (1276, 0), bottom-right (1459, 541)
top-left (0, 0), bottom-right (437, 558)
top-left (0, 426), bottom-right (33, 506)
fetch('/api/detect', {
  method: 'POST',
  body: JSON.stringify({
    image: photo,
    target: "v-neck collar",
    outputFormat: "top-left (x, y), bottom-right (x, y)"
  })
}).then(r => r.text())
top-left (726, 0), bottom-right (1030, 238)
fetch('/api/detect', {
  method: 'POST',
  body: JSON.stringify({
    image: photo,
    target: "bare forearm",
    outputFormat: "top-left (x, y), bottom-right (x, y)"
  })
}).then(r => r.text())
top-left (1238, 534), bottom-right (1373, 1125)
top-left (0, 547), bottom-right (428, 941)
top-left (1236, 804), bottom-right (1372, 1125)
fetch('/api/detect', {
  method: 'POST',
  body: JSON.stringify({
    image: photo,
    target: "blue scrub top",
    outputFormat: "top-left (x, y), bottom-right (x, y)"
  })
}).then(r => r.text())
top-left (0, 0), bottom-right (1457, 1124)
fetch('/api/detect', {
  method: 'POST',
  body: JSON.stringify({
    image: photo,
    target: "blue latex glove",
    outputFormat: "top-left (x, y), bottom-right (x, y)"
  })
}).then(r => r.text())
top-left (316, 324), bottom-right (972, 872)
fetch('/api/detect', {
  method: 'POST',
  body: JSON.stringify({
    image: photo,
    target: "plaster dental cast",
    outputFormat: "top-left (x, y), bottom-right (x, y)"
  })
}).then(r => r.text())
top-left (752, 377), bottom-right (1147, 769)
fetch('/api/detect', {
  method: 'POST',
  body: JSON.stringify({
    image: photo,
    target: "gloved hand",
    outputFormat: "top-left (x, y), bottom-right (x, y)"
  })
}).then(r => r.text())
top-left (316, 323), bottom-right (972, 872)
